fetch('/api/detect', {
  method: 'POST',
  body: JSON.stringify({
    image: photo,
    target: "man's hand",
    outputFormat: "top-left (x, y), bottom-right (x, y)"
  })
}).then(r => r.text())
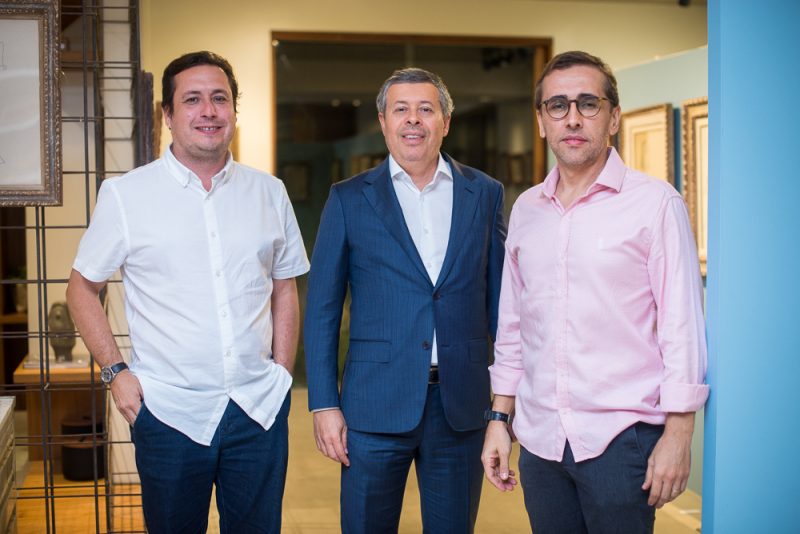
top-left (313, 409), bottom-right (350, 466)
top-left (642, 413), bottom-right (695, 508)
top-left (481, 421), bottom-right (517, 491)
top-left (111, 370), bottom-right (144, 425)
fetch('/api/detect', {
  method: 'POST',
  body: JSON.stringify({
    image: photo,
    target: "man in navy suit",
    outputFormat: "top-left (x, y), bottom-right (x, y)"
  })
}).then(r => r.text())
top-left (304, 68), bottom-right (506, 533)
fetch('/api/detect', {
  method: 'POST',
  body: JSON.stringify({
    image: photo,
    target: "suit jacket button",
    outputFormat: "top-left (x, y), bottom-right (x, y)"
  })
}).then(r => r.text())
top-left (422, 341), bottom-right (431, 350)
top-left (433, 292), bottom-right (441, 300)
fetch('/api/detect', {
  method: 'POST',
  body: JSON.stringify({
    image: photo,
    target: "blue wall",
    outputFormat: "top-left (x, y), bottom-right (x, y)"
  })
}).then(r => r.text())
top-left (704, 1), bottom-right (800, 532)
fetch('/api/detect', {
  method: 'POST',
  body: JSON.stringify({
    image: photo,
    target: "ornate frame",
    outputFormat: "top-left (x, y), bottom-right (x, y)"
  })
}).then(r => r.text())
top-left (618, 103), bottom-right (674, 185)
top-left (0, 0), bottom-right (61, 206)
top-left (682, 97), bottom-right (709, 275)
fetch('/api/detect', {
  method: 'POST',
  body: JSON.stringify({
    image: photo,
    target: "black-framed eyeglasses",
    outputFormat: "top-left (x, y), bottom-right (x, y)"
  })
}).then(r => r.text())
top-left (541, 95), bottom-right (610, 119)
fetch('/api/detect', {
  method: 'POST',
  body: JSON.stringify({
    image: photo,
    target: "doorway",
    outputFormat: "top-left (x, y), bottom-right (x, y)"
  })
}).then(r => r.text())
top-left (272, 32), bottom-right (551, 382)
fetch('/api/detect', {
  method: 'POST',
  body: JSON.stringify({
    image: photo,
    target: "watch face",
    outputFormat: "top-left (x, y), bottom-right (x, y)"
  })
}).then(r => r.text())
top-left (101, 367), bottom-right (113, 384)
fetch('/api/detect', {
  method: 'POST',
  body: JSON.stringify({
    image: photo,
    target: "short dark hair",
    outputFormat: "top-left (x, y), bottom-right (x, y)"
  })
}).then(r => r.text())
top-left (376, 67), bottom-right (454, 117)
top-left (161, 51), bottom-right (239, 114)
top-left (534, 50), bottom-right (619, 109)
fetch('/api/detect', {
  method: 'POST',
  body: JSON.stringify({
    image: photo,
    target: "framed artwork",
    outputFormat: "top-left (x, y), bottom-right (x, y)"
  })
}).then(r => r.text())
top-left (0, 0), bottom-right (61, 206)
top-left (281, 162), bottom-right (310, 202)
top-left (153, 101), bottom-right (164, 158)
top-left (681, 97), bottom-right (709, 276)
top-left (618, 104), bottom-right (674, 185)
top-left (508, 154), bottom-right (525, 185)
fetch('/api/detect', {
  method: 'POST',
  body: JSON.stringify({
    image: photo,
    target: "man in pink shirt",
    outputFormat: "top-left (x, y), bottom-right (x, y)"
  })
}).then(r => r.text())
top-left (481, 51), bottom-right (709, 533)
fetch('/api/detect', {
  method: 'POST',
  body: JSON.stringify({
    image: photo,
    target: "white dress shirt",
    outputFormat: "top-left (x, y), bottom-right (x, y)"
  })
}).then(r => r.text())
top-left (389, 154), bottom-right (453, 365)
top-left (73, 147), bottom-right (310, 445)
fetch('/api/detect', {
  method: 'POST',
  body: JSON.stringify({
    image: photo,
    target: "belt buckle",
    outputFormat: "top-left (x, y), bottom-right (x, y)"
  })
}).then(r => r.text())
top-left (428, 366), bottom-right (439, 384)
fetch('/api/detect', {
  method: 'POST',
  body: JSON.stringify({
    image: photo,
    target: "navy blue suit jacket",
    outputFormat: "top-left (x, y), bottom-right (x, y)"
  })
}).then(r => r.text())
top-left (304, 154), bottom-right (506, 433)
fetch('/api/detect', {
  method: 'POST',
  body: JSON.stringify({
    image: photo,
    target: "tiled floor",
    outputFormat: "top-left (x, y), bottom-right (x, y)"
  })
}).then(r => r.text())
top-left (15, 388), bottom-right (702, 532)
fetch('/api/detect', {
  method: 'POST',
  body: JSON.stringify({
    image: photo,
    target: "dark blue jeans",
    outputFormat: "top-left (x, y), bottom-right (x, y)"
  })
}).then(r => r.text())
top-left (519, 422), bottom-right (664, 534)
top-left (341, 384), bottom-right (484, 534)
top-left (131, 393), bottom-right (290, 534)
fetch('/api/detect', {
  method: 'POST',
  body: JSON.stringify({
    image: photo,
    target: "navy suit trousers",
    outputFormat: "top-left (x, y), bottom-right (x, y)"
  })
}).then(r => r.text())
top-left (341, 384), bottom-right (484, 534)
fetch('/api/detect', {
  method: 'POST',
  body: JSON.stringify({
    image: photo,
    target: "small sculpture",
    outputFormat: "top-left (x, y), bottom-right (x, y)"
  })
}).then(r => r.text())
top-left (49, 302), bottom-right (76, 362)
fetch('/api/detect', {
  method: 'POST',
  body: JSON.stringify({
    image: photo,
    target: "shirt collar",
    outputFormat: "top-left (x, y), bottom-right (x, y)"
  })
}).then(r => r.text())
top-left (163, 145), bottom-right (234, 188)
top-left (388, 153), bottom-right (453, 186)
top-left (542, 147), bottom-right (626, 199)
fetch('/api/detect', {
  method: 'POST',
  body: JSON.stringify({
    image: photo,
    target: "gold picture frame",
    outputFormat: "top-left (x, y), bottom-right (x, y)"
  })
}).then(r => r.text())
top-left (0, 0), bottom-right (61, 206)
top-left (681, 97), bottom-right (709, 276)
top-left (619, 104), bottom-right (674, 185)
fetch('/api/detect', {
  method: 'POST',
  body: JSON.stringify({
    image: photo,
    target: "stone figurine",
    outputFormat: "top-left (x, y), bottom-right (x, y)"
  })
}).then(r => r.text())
top-left (49, 301), bottom-right (76, 362)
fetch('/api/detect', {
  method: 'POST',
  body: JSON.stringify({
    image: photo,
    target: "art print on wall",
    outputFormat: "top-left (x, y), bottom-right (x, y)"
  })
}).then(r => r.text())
top-left (0, 0), bottom-right (61, 206)
top-left (618, 104), bottom-right (674, 185)
top-left (682, 97), bottom-right (709, 276)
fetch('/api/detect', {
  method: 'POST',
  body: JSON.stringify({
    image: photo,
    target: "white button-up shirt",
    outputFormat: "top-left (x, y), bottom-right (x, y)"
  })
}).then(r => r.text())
top-left (390, 154), bottom-right (453, 365)
top-left (73, 148), bottom-right (309, 445)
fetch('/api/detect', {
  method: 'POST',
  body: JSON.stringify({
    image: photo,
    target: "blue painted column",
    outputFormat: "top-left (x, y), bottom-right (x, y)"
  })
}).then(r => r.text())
top-left (704, 1), bottom-right (800, 532)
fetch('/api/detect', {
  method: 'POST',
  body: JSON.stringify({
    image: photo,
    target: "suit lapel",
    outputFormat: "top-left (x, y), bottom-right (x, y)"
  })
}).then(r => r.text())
top-left (435, 156), bottom-right (479, 289)
top-left (362, 160), bottom-right (431, 284)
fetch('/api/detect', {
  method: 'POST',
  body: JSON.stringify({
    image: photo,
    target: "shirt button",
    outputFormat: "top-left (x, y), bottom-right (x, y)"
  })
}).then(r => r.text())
top-left (225, 350), bottom-right (232, 358)
top-left (215, 270), bottom-right (222, 277)
top-left (221, 310), bottom-right (228, 318)
top-left (210, 232), bottom-right (217, 238)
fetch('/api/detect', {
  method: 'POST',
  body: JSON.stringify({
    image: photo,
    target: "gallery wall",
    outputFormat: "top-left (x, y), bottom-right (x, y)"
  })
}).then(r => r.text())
top-left (615, 46), bottom-right (708, 496)
top-left (617, 45), bottom-right (708, 193)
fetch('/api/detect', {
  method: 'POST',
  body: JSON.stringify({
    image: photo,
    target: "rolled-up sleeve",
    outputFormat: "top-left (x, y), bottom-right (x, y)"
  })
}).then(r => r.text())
top-left (648, 195), bottom-right (710, 412)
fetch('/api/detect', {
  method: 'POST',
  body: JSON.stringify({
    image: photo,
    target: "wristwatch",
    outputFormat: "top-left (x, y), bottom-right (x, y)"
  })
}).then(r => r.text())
top-left (100, 362), bottom-right (129, 385)
top-left (484, 409), bottom-right (513, 424)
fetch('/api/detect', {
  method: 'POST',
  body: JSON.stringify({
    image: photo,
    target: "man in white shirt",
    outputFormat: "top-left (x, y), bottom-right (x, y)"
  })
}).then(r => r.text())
top-left (66, 51), bottom-right (309, 533)
top-left (304, 68), bottom-right (506, 533)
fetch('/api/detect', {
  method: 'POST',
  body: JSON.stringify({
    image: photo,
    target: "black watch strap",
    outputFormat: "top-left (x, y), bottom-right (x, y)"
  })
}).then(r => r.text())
top-left (484, 409), bottom-right (512, 424)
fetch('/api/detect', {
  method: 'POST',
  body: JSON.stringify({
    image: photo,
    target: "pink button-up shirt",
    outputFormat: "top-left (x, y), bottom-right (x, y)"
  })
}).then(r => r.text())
top-left (490, 148), bottom-right (709, 462)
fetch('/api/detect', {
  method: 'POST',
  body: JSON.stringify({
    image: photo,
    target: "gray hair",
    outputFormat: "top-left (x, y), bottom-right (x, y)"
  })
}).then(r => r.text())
top-left (376, 68), bottom-right (454, 117)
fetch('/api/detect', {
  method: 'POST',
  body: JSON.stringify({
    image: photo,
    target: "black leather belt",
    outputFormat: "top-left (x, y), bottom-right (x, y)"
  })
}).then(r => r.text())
top-left (428, 366), bottom-right (439, 384)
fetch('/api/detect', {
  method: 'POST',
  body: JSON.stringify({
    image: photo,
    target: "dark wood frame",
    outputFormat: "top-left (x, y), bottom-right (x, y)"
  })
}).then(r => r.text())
top-left (270, 31), bottom-right (551, 185)
top-left (0, 0), bottom-right (61, 206)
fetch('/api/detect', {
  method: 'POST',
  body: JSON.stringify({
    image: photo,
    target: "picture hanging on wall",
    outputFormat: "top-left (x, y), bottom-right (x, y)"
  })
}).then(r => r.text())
top-left (681, 97), bottom-right (709, 276)
top-left (0, 0), bottom-right (61, 206)
top-left (508, 154), bottom-right (525, 185)
top-left (618, 104), bottom-right (674, 185)
top-left (281, 162), bottom-right (310, 202)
